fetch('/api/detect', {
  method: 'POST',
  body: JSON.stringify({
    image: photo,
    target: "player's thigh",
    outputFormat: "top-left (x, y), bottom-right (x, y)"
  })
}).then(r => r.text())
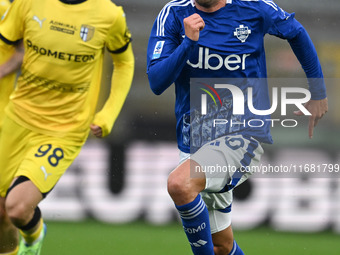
top-left (179, 150), bottom-right (235, 233)
top-left (191, 134), bottom-right (264, 193)
top-left (170, 158), bottom-right (206, 185)
top-left (16, 136), bottom-right (82, 195)
top-left (193, 134), bottom-right (263, 235)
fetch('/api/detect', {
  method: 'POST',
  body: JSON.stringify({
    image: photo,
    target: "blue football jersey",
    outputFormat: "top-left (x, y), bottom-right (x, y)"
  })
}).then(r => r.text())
top-left (147, 0), bottom-right (326, 153)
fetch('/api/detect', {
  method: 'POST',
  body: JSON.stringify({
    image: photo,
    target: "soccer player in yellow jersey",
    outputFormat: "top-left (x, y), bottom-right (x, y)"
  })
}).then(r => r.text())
top-left (0, 0), bottom-right (134, 254)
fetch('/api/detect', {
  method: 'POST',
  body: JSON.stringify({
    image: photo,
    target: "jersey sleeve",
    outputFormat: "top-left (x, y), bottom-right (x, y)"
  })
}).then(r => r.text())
top-left (146, 6), bottom-right (197, 95)
top-left (261, 1), bottom-right (327, 100)
top-left (147, 6), bottom-right (182, 66)
top-left (92, 43), bottom-right (134, 137)
top-left (105, 6), bottom-right (131, 54)
top-left (0, 0), bottom-right (28, 44)
top-left (260, 0), bottom-right (301, 39)
top-left (93, 6), bottom-right (134, 137)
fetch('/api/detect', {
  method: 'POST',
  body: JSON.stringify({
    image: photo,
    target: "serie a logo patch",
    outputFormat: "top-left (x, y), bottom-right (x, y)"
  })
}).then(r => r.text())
top-left (152, 41), bottom-right (165, 59)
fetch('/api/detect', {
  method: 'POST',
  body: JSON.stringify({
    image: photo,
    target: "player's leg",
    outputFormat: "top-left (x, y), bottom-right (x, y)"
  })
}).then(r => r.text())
top-left (5, 178), bottom-right (46, 254)
top-left (12, 137), bottom-right (82, 255)
top-left (206, 208), bottom-right (234, 254)
top-left (212, 225), bottom-right (234, 254)
top-left (211, 225), bottom-right (244, 255)
top-left (168, 159), bottom-right (215, 255)
top-left (0, 196), bottom-right (19, 254)
top-left (0, 117), bottom-right (44, 254)
top-left (0, 116), bottom-right (26, 255)
top-left (192, 134), bottom-right (264, 255)
top-left (168, 159), bottom-right (206, 205)
top-left (0, 117), bottom-right (83, 255)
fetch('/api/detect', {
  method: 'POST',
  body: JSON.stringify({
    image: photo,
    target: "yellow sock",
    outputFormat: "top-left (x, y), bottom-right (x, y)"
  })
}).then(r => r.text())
top-left (19, 218), bottom-right (44, 244)
top-left (0, 246), bottom-right (19, 255)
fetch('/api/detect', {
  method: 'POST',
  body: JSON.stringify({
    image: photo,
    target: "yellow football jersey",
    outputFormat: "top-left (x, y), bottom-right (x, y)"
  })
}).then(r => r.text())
top-left (0, 0), bottom-right (10, 18)
top-left (0, 0), bottom-right (15, 129)
top-left (0, 0), bottom-right (132, 143)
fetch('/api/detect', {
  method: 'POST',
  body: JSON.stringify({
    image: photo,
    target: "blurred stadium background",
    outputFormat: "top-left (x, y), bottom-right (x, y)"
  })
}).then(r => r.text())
top-left (37, 0), bottom-right (340, 254)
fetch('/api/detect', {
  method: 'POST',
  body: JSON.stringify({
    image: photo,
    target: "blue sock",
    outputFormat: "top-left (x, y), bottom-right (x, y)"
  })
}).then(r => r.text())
top-left (229, 240), bottom-right (245, 255)
top-left (175, 194), bottom-right (214, 255)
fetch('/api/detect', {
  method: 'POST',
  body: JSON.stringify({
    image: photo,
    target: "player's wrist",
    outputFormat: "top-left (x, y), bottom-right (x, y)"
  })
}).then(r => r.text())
top-left (183, 36), bottom-right (198, 46)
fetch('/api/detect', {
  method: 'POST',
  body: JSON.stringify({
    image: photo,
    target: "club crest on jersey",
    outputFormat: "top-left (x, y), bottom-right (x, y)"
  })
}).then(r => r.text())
top-left (233, 25), bottom-right (251, 43)
top-left (80, 25), bottom-right (95, 42)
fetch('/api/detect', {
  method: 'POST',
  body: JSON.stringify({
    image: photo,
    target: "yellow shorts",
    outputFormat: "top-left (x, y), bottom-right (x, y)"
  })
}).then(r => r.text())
top-left (0, 116), bottom-right (84, 197)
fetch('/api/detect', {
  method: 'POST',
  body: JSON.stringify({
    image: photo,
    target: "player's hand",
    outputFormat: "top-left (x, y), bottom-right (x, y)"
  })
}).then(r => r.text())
top-left (90, 124), bottom-right (103, 138)
top-left (183, 14), bottom-right (205, 41)
top-left (294, 98), bottom-right (328, 139)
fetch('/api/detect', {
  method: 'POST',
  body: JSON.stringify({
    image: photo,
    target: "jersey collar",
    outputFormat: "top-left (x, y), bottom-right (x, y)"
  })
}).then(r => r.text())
top-left (191, 0), bottom-right (232, 6)
top-left (59, 0), bottom-right (87, 4)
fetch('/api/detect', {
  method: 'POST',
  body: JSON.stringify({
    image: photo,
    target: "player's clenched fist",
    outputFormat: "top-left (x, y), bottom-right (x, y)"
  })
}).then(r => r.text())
top-left (183, 13), bottom-right (205, 41)
top-left (90, 124), bottom-right (103, 138)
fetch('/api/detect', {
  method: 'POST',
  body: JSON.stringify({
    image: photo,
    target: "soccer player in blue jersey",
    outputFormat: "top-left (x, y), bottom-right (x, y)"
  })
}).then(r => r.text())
top-left (147, 0), bottom-right (328, 254)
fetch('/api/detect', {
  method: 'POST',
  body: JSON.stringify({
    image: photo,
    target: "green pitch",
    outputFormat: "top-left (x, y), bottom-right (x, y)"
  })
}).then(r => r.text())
top-left (42, 220), bottom-right (340, 254)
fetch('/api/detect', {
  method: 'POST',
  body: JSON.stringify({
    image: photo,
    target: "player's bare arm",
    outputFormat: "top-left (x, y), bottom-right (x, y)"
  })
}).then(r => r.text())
top-left (294, 98), bottom-right (328, 138)
top-left (183, 14), bottom-right (205, 41)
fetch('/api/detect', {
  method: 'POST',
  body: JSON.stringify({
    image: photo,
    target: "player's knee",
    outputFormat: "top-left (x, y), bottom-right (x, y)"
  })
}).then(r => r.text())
top-left (168, 171), bottom-right (204, 205)
top-left (5, 199), bottom-right (32, 227)
top-left (167, 171), bottom-right (193, 203)
top-left (168, 171), bottom-right (186, 197)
